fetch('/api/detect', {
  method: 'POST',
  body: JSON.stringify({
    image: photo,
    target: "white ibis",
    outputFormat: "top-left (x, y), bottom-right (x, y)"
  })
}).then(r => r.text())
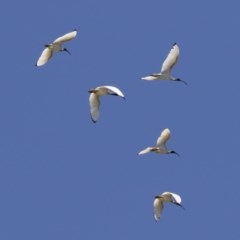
top-left (141, 43), bottom-right (187, 84)
top-left (138, 128), bottom-right (179, 156)
top-left (36, 29), bottom-right (77, 66)
top-left (88, 85), bottom-right (125, 123)
top-left (154, 192), bottom-right (184, 221)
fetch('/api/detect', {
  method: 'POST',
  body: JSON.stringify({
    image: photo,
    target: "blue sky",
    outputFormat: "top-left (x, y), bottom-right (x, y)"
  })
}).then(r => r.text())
top-left (0, 0), bottom-right (240, 239)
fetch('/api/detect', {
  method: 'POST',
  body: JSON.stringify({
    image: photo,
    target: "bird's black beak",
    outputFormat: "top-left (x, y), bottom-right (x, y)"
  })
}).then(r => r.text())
top-left (176, 78), bottom-right (188, 85)
top-left (175, 202), bottom-right (185, 210)
top-left (170, 150), bottom-right (180, 156)
top-left (63, 48), bottom-right (71, 55)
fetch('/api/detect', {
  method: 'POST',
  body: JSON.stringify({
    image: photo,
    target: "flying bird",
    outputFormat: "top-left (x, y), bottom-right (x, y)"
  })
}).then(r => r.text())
top-left (36, 29), bottom-right (77, 66)
top-left (88, 85), bottom-right (125, 123)
top-left (141, 43), bottom-right (187, 84)
top-left (154, 192), bottom-right (184, 221)
top-left (138, 128), bottom-right (179, 156)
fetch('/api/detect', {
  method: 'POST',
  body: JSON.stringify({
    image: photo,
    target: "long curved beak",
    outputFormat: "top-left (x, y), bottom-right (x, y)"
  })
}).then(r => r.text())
top-left (175, 78), bottom-right (188, 85)
top-left (177, 79), bottom-right (188, 85)
top-left (174, 151), bottom-right (180, 157)
top-left (180, 79), bottom-right (188, 85)
top-left (64, 48), bottom-right (71, 55)
top-left (175, 202), bottom-right (185, 210)
top-left (170, 150), bottom-right (180, 156)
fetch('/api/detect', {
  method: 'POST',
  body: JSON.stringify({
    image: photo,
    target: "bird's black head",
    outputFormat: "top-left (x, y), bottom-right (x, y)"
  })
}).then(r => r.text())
top-left (169, 150), bottom-right (180, 156)
top-left (175, 78), bottom-right (188, 85)
top-left (63, 48), bottom-right (71, 55)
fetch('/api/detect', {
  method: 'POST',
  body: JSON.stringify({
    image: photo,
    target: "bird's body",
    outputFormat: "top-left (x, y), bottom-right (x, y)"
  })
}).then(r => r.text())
top-left (36, 29), bottom-right (77, 67)
top-left (88, 85), bottom-right (125, 123)
top-left (141, 43), bottom-right (187, 84)
top-left (154, 192), bottom-right (184, 221)
top-left (138, 128), bottom-right (179, 156)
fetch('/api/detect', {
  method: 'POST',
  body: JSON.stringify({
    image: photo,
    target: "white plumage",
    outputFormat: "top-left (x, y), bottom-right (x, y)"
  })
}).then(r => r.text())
top-left (36, 29), bottom-right (77, 67)
top-left (141, 43), bottom-right (187, 84)
top-left (138, 128), bottom-right (179, 156)
top-left (154, 192), bottom-right (184, 221)
top-left (88, 85), bottom-right (125, 123)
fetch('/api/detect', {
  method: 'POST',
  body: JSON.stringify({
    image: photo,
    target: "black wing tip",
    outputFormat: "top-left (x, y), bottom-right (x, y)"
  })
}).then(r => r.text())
top-left (91, 117), bottom-right (97, 123)
top-left (173, 42), bottom-right (177, 46)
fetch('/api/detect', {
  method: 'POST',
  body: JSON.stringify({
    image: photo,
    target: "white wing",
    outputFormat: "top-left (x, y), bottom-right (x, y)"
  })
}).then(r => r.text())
top-left (160, 43), bottom-right (179, 74)
top-left (153, 197), bottom-right (163, 221)
top-left (36, 47), bottom-right (53, 66)
top-left (169, 192), bottom-right (182, 204)
top-left (141, 76), bottom-right (158, 81)
top-left (101, 86), bottom-right (125, 98)
top-left (156, 128), bottom-right (171, 147)
top-left (138, 147), bottom-right (152, 155)
top-left (162, 192), bottom-right (182, 204)
top-left (89, 93), bottom-right (100, 123)
top-left (53, 29), bottom-right (77, 44)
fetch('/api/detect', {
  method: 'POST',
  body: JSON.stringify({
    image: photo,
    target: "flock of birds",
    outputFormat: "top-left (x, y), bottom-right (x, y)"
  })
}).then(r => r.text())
top-left (35, 29), bottom-right (185, 222)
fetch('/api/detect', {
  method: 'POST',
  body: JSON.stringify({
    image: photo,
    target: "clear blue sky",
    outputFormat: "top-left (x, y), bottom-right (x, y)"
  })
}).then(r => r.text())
top-left (0, 0), bottom-right (239, 239)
